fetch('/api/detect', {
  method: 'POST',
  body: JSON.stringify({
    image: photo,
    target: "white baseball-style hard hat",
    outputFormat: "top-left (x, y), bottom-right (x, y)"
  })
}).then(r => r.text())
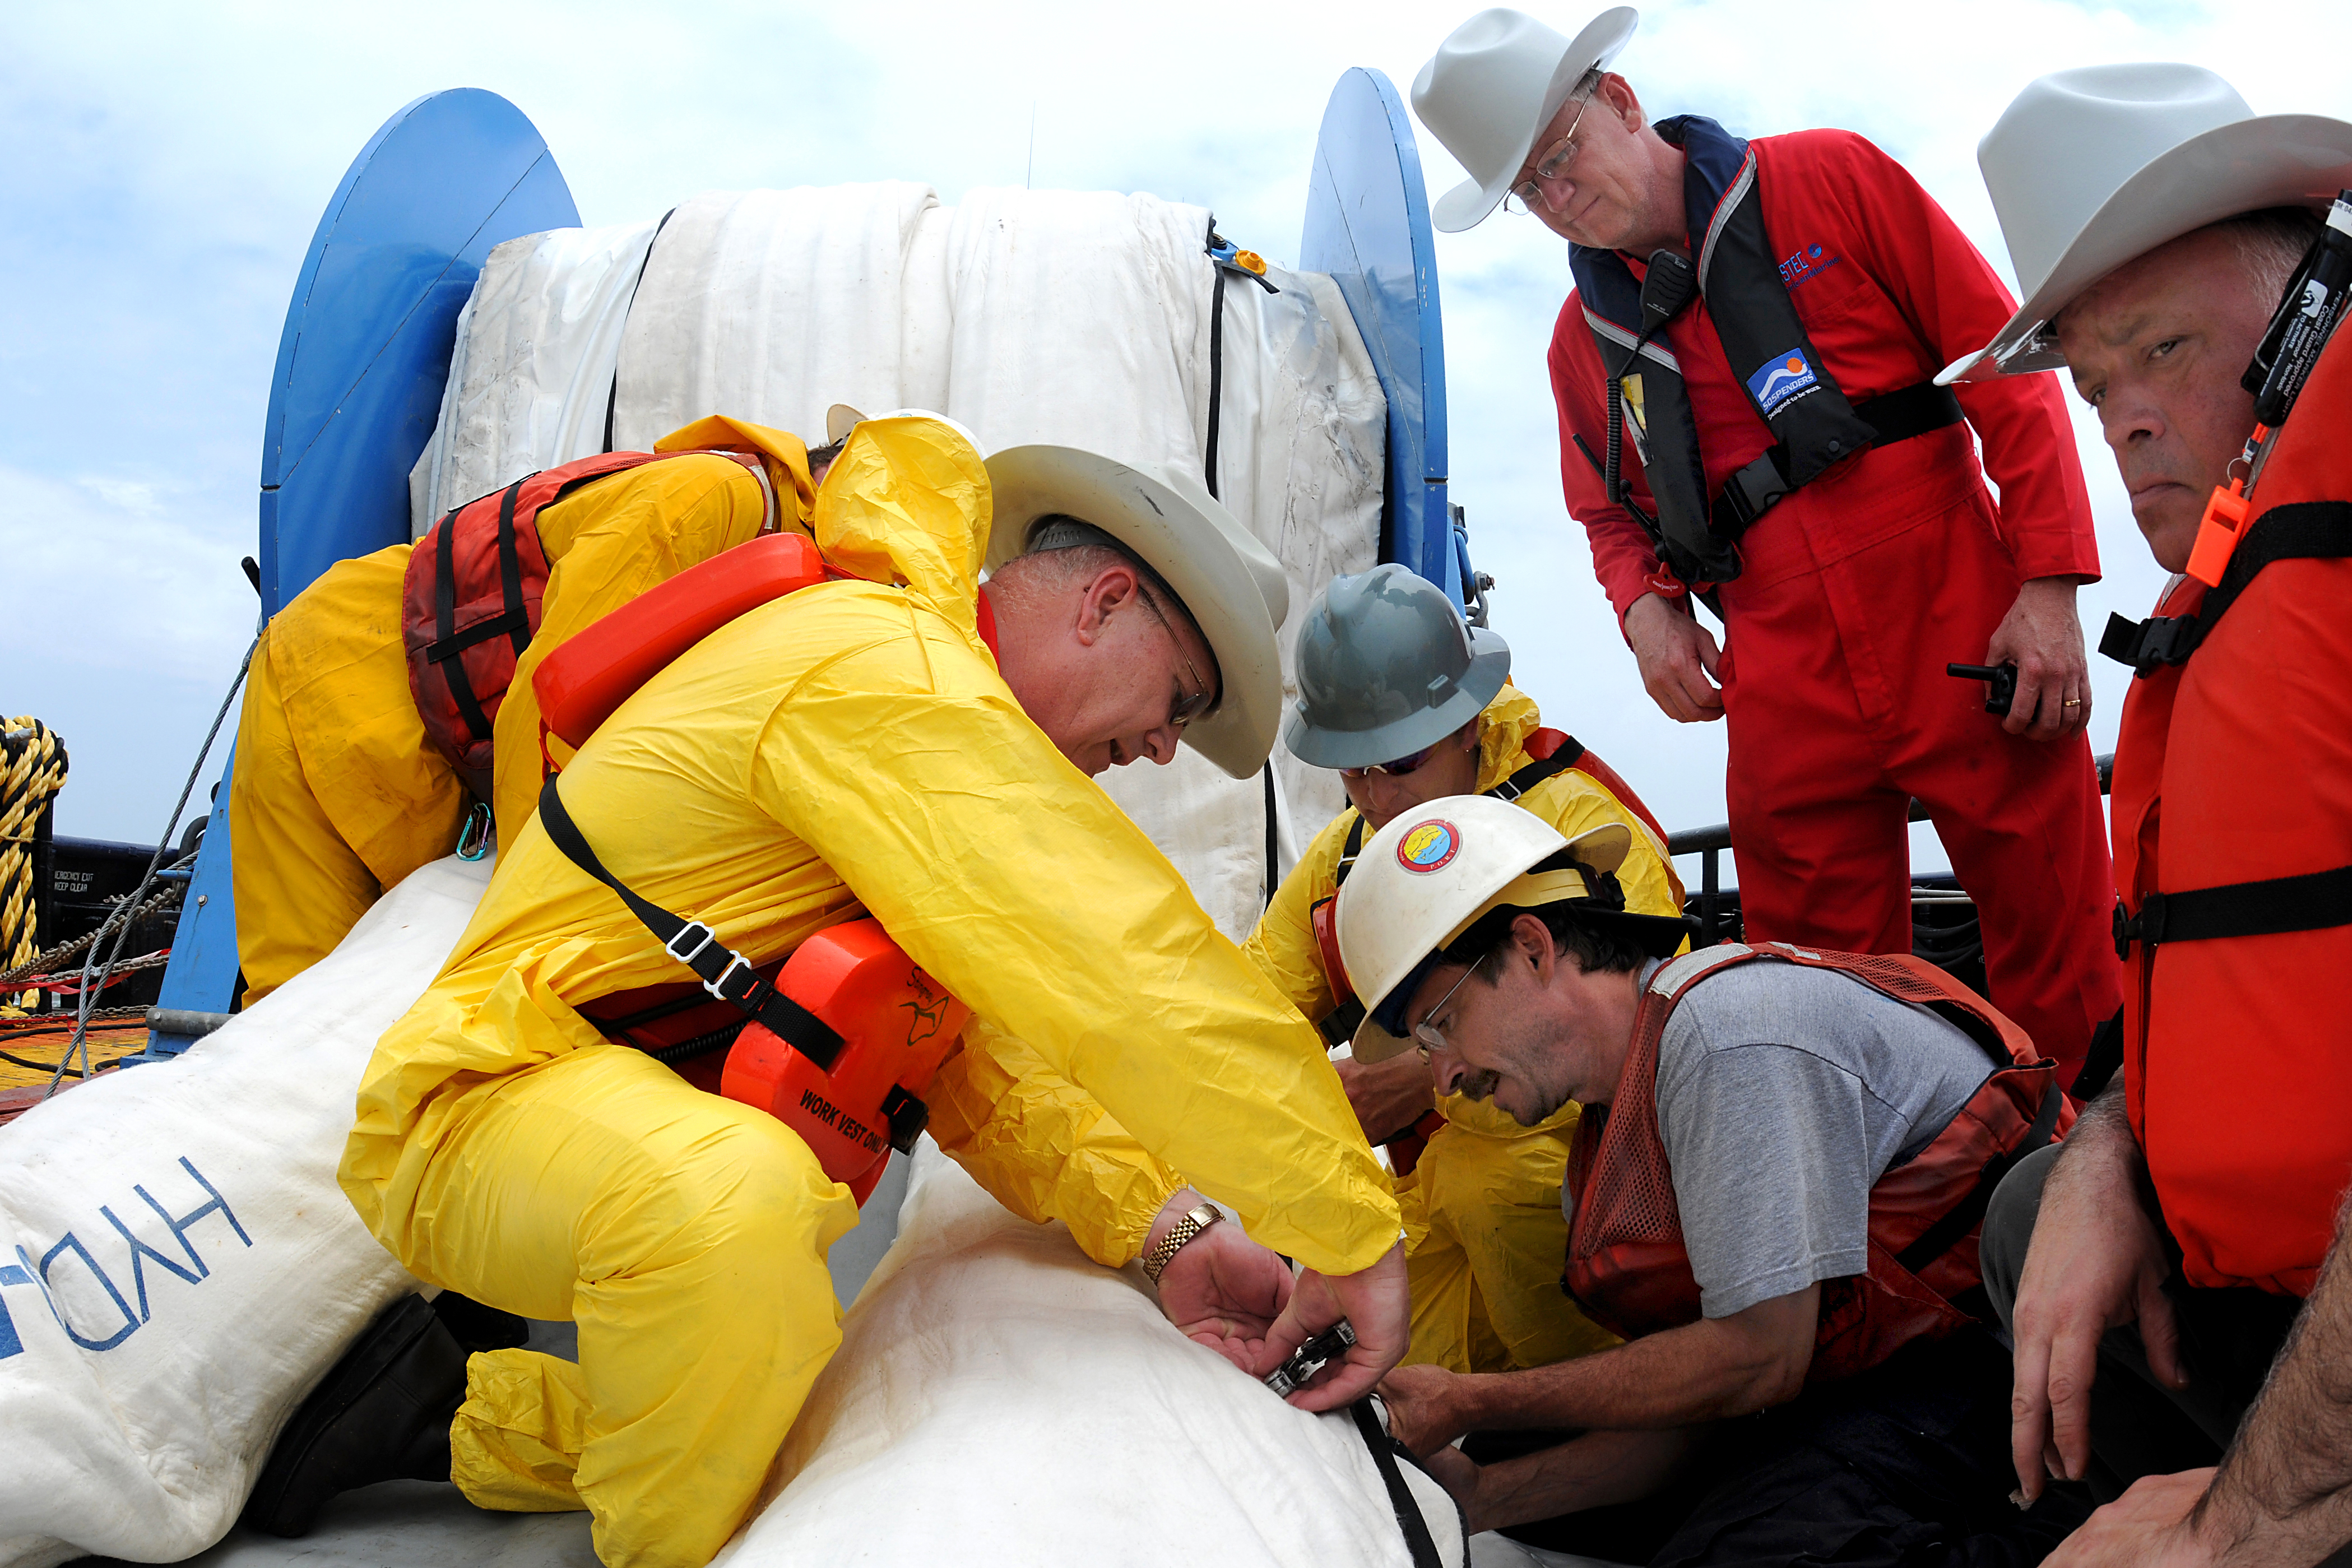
top-left (1939, 63), bottom-right (2352, 384)
top-left (1412, 7), bottom-right (1639, 234)
top-left (1337, 794), bottom-right (1686, 1063)
top-left (982, 447), bottom-right (1289, 780)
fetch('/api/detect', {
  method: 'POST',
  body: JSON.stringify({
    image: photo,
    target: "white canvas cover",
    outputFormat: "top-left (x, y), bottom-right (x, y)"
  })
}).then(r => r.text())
top-left (0, 858), bottom-right (486, 1568)
top-left (408, 184), bottom-right (1386, 938)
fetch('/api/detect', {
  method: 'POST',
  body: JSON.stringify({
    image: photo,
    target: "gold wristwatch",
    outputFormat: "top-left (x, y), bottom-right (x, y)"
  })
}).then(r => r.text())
top-left (1140, 1202), bottom-right (1221, 1285)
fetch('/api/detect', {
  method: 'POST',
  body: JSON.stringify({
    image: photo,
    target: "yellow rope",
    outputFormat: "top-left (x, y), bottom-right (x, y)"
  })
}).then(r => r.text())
top-left (1, 719), bottom-right (69, 1011)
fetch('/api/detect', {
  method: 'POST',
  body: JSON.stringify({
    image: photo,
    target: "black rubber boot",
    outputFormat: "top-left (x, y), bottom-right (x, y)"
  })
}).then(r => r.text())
top-left (243, 1293), bottom-right (470, 1538)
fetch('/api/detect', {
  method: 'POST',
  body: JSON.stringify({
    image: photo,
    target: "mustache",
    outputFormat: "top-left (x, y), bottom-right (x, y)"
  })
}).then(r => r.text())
top-left (1455, 1070), bottom-right (1501, 1102)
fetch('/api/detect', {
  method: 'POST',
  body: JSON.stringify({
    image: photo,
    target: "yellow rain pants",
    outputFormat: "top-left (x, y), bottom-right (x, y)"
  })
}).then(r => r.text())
top-left (229, 422), bottom-right (813, 1004)
top-left (229, 546), bottom-right (466, 1003)
top-left (1245, 683), bottom-right (1685, 1374)
top-left (342, 417), bottom-right (1397, 1568)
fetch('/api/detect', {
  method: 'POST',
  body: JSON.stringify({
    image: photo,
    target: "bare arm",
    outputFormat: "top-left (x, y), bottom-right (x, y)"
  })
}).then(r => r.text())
top-left (1425, 1427), bottom-right (1706, 1535)
top-left (2044, 1193), bottom-right (2352, 1565)
top-left (1380, 1283), bottom-right (1820, 1454)
top-left (2009, 1080), bottom-right (2184, 1502)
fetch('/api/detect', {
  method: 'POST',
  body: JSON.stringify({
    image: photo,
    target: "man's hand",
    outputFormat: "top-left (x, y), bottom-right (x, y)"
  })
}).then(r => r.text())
top-left (1335, 1053), bottom-right (1436, 1144)
top-left (1984, 576), bottom-right (2090, 739)
top-left (1623, 592), bottom-right (1725, 723)
top-left (2044, 1469), bottom-right (2218, 1567)
top-left (1377, 1361), bottom-right (1472, 1456)
top-left (2010, 1115), bottom-right (2184, 1502)
top-left (1256, 1240), bottom-right (1410, 1412)
top-left (1147, 1189), bottom-right (1295, 1374)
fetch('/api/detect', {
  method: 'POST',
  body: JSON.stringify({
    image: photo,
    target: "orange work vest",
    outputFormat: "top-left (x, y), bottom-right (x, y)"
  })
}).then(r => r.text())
top-left (2103, 322), bottom-right (2352, 1295)
top-left (1564, 942), bottom-right (2069, 1380)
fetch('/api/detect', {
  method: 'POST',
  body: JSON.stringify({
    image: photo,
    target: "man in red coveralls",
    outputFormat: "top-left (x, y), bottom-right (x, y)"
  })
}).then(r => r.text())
top-left (1411, 7), bottom-right (2120, 1081)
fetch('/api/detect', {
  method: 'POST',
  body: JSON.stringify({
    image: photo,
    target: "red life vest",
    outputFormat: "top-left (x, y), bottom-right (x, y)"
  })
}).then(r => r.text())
top-left (1564, 942), bottom-right (2070, 1381)
top-left (530, 532), bottom-right (971, 1207)
top-left (400, 448), bottom-right (773, 797)
top-left (2105, 323), bottom-right (2352, 1295)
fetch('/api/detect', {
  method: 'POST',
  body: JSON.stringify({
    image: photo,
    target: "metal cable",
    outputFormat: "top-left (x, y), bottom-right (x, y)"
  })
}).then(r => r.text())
top-left (49, 634), bottom-right (258, 1097)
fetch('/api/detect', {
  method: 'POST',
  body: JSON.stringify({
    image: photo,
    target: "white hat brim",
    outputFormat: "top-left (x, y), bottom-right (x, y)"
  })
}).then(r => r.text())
top-left (983, 447), bottom-right (1286, 779)
top-left (1945, 113), bottom-right (2352, 383)
top-left (1430, 6), bottom-right (1639, 234)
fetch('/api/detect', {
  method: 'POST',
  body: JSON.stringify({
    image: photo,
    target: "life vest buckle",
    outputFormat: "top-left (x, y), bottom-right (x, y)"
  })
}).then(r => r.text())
top-left (2099, 611), bottom-right (2200, 678)
top-left (666, 920), bottom-right (720, 968)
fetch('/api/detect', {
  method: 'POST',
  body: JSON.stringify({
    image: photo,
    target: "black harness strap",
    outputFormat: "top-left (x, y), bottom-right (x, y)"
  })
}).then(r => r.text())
top-left (1349, 1400), bottom-right (1448, 1568)
top-left (431, 495), bottom-right (502, 748)
top-left (2116, 864), bottom-right (2352, 958)
top-left (536, 774), bottom-right (845, 1070)
top-left (494, 476), bottom-right (531, 657)
top-left (2103, 501), bottom-right (2352, 678)
top-left (1892, 1079), bottom-right (2067, 1278)
top-left (1711, 380), bottom-right (1966, 538)
top-left (1334, 814), bottom-right (1368, 888)
top-left (601, 205), bottom-right (678, 454)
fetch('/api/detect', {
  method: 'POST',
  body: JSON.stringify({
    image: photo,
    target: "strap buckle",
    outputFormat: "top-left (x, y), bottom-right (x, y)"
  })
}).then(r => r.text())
top-left (2099, 611), bottom-right (2199, 678)
top-left (666, 920), bottom-right (719, 968)
top-left (1716, 450), bottom-right (1792, 534)
top-left (2113, 894), bottom-right (2168, 959)
top-left (701, 949), bottom-right (756, 1003)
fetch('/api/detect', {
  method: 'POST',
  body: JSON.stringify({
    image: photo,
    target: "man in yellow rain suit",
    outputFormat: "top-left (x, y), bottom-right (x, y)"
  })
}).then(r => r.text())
top-left (227, 416), bottom-right (834, 1003)
top-left (246, 417), bottom-right (1409, 1568)
top-left (1247, 563), bottom-right (1683, 1377)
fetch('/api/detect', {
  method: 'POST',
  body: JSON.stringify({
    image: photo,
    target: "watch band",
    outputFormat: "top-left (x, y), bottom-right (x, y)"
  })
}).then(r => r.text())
top-left (1141, 1203), bottom-right (1221, 1284)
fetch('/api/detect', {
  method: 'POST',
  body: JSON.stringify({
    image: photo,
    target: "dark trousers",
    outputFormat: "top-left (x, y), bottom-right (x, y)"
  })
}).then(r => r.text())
top-left (1981, 1142), bottom-right (2307, 1502)
top-left (1469, 1328), bottom-right (2088, 1566)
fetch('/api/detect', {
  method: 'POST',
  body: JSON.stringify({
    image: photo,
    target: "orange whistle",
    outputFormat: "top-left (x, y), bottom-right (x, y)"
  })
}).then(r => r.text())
top-left (2186, 481), bottom-right (2252, 588)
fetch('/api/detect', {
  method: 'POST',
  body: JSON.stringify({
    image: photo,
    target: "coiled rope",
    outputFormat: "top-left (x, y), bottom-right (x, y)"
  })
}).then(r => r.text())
top-left (1, 720), bottom-right (70, 1011)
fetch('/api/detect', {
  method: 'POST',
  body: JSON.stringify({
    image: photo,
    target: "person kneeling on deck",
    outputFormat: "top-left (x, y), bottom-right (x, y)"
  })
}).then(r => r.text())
top-left (247, 417), bottom-right (1409, 1568)
top-left (1349, 794), bottom-right (2084, 1565)
top-left (1244, 562), bottom-right (1682, 1379)
top-left (1945, 66), bottom-right (2352, 1565)
top-left (228, 409), bottom-right (857, 1004)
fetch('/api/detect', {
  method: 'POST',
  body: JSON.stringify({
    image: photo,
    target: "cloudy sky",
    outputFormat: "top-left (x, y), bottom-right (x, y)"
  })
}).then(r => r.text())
top-left (8, 0), bottom-right (2346, 884)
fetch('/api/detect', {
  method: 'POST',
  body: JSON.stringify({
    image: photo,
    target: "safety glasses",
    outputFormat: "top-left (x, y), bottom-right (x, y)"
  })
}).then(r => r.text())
top-left (1505, 94), bottom-right (1594, 215)
top-left (1413, 952), bottom-right (1489, 1063)
top-left (1339, 741), bottom-right (1445, 780)
top-left (1135, 583), bottom-right (1216, 729)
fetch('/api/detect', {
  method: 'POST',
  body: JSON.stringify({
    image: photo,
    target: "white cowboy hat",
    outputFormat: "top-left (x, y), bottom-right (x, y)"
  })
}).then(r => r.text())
top-left (983, 448), bottom-right (1288, 780)
top-left (1938, 63), bottom-right (2352, 384)
top-left (1412, 7), bottom-right (1638, 234)
top-left (825, 404), bottom-right (866, 444)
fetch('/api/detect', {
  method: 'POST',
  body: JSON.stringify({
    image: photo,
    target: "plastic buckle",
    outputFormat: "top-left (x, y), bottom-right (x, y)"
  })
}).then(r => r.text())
top-left (1719, 453), bottom-right (1790, 532)
top-left (2111, 901), bottom-right (2134, 960)
top-left (665, 921), bottom-right (718, 968)
top-left (701, 949), bottom-right (753, 1003)
top-left (880, 1085), bottom-right (930, 1154)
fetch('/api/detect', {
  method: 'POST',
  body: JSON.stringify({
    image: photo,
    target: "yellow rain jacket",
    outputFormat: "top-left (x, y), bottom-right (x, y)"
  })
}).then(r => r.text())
top-left (228, 423), bottom-right (813, 1003)
top-left (1245, 684), bottom-right (1685, 1375)
top-left (341, 417), bottom-right (1398, 1568)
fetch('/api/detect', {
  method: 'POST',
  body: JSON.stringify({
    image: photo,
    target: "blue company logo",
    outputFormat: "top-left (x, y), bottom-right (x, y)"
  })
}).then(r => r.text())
top-left (0, 1156), bottom-right (250, 1359)
top-left (1778, 243), bottom-right (1841, 289)
top-left (1747, 350), bottom-right (1820, 416)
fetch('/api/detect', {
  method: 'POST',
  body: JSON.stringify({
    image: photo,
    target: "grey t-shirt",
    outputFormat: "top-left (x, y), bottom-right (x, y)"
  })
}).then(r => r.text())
top-left (1569, 957), bottom-right (2002, 1319)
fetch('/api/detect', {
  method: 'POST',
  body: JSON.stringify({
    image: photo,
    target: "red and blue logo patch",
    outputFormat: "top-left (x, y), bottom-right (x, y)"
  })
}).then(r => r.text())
top-left (1397, 819), bottom-right (1460, 874)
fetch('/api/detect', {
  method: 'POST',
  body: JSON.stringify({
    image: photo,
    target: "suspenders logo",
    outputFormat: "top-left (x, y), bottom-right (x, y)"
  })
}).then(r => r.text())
top-left (1748, 350), bottom-right (1821, 416)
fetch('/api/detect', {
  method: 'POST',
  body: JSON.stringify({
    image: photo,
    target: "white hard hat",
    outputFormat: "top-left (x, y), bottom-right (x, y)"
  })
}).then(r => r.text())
top-left (1938, 63), bottom-right (2352, 383)
top-left (1411, 7), bottom-right (1638, 233)
top-left (1337, 795), bottom-right (1682, 1063)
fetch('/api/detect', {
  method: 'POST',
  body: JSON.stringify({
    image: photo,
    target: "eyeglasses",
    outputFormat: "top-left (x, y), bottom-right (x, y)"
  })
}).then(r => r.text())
top-left (1505, 94), bottom-right (1595, 215)
top-left (1412, 952), bottom-right (1489, 1063)
top-left (1134, 583), bottom-right (1216, 729)
top-left (1339, 742), bottom-right (1444, 780)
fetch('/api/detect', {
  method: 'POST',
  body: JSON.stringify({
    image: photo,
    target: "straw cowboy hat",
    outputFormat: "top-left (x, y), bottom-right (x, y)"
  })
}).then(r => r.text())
top-left (1412, 7), bottom-right (1639, 233)
top-left (1940, 63), bottom-right (2352, 383)
top-left (984, 447), bottom-right (1289, 780)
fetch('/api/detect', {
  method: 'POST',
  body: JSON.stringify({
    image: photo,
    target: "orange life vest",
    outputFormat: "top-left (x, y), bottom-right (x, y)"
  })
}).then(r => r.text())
top-left (530, 533), bottom-right (970, 1207)
top-left (400, 448), bottom-right (774, 797)
top-left (2102, 321), bottom-right (2352, 1295)
top-left (1563, 942), bottom-right (2070, 1380)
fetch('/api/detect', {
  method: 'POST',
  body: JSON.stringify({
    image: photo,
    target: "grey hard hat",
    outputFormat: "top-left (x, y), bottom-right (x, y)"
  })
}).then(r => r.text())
top-left (1284, 564), bottom-right (1511, 769)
